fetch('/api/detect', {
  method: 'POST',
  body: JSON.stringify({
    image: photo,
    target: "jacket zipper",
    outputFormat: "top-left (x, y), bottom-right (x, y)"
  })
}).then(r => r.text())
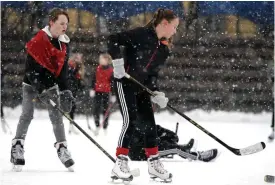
top-left (145, 41), bottom-right (160, 70)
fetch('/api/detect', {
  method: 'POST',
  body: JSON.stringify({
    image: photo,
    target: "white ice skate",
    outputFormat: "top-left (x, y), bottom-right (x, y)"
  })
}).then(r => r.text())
top-left (148, 154), bottom-right (172, 182)
top-left (111, 155), bottom-right (133, 183)
top-left (54, 141), bottom-right (75, 172)
top-left (10, 139), bottom-right (25, 172)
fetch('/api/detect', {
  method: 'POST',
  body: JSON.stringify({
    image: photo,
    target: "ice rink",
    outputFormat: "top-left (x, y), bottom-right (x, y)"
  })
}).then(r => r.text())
top-left (0, 106), bottom-right (274, 185)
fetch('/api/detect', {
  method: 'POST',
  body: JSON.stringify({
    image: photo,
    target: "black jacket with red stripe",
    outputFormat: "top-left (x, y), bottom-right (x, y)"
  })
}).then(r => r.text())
top-left (107, 26), bottom-right (170, 91)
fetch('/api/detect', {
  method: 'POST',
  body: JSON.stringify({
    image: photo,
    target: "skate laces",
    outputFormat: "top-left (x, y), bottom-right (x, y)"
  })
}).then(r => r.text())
top-left (117, 156), bottom-right (130, 173)
top-left (12, 144), bottom-right (24, 159)
top-left (58, 147), bottom-right (72, 163)
top-left (151, 157), bottom-right (167, 174)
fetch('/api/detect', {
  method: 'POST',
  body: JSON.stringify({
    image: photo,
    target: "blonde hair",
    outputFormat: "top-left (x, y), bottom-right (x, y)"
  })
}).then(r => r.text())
top-left (100, 53), bottom-right (112, 64)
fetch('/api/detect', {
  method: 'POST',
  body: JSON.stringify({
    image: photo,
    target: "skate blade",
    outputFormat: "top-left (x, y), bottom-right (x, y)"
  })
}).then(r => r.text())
top-left (110, 174), bottom-right (133, 184)
top-left (68, 165), bottom-right (74, 172)
top-left (150, 174), bottom-right (172, 183)
top-left (12, 165), bottom-right (23, 172)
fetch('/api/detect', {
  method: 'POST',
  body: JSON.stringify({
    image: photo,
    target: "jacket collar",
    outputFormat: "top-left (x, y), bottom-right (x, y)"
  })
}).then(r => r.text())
top-left (42, 26), bottom-right (70, 43)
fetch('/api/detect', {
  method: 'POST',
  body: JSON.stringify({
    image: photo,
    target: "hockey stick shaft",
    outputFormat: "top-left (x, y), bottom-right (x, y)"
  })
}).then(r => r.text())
top-left (125, 74), bottom-right (265, 155)
top-left (47, 99), bottom-right (116, 163)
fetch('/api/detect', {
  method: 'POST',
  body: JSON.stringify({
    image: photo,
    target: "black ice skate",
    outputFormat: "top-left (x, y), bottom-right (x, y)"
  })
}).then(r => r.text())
top-left (54, 141), bottom-right (75, 171)
top-left (178, 138), bottom-right (195, 153)
top-left (10, 139), bottom-right (25, 172)
top-left (148, 154), bottom-right (172, 183)
top-left (197, 149), bottom-right (218, 162)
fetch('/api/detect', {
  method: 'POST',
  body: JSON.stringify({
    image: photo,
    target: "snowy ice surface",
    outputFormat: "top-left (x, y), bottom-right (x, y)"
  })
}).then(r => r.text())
top-left (0, 106), bottom-right (274, 185)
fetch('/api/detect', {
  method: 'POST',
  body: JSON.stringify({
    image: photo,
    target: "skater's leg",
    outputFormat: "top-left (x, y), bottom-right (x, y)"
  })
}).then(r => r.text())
top-left (111, 80), bottom-right (137, 180)
top-left (137, 92), bottom-right (172, 181)
top-left (46, 85), bottom-right (66, 142)
top-left (136, 93), bottom-right (158, 155)
top-left (1, 103), bottom-right (4, 119)
top-left (14, 84), bottom-right (36, 139)
top-left (271, 106), bottom-right (274, 129)
top-left (69, 103), bottom-right (78, 134)
top-left (11, 84), bottom-right (36, 169)
top-left (46, 86), bottom-right (74, 169)
top-left (93, 92), bottom-right (101, 128)
top-left (1, 102), bottom-right (7, 133)
top-left (102, 93), bottom-right (110, 129)
top-left (69, 103), bottom-right (76, 120)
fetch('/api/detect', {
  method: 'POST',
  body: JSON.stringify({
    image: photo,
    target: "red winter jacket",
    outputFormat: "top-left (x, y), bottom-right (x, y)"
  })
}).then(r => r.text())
top-left (92, 65), bottom-right (113, 93)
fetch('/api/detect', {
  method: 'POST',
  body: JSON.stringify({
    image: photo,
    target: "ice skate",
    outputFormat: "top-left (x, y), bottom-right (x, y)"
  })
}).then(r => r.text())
top-left (54, 141), bottom-right (75, 172)
top-left (148, 154), bottom-right (172, 182)
top-left (268, 130), bottom-right (274, 141)
top-left (68, 123), bottom-right (79, 135)
top-left (111, 155), bottom-right (133, 183)
top-left (197, 149), bottom-right (218, 162)
top-left (10, 139), bottom-right (25, 172)
top-left (179, 138), bottom-right (196, 152)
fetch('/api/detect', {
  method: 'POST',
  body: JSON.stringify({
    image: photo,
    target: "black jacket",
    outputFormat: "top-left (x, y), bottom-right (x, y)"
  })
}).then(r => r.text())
top-left (107, 26), bottom-right (170, 91)
top-left (23, 36), bottom-right (69, 94)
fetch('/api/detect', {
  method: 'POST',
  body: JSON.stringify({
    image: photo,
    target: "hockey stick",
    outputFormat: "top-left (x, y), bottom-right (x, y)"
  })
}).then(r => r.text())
top-left (125, 73), bottom-right (266, 156)
top-left (159, 148), bottom-right (197, 160)
top-left (42, 98), bottom-right (139, 176)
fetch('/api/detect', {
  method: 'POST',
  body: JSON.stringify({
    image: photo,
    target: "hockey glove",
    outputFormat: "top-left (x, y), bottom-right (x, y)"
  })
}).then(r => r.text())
top-left (89, 89), bottom-right (95, 98)
top-left (110, 95), bottom-right (116, 103)
top-left (151, 91), bottom-right (168, 109)
top-left (60, 90), bottom-right (75, 113)
top-left (112, 58), bottom-right (125, 79)
top-left (38, 86), bottom-right (59, 104)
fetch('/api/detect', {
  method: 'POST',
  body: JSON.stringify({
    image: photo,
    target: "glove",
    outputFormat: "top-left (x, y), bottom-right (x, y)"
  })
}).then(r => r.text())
top-left (151, 91), bottom-right (168, 109)
top-left (110, 95), bottom-right (116, 103)
top-left (60, 90), bottom-right (75, 113)
top-left (89, 89), bottom-right (95, 98)
top-left (38, 86), bottom-right (59, 103)
top-left (112, 58), bottom-right (125, 79)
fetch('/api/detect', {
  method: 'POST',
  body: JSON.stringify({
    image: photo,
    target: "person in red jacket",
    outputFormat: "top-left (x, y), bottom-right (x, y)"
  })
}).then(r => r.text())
top-left (89, 53), bottom-right (116, 135)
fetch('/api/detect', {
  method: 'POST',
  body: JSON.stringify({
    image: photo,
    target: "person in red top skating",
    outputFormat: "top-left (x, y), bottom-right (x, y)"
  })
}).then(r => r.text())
top-left (67, 53), bottom-right (85, 134)
top-left (89, 53), bottom-right (116, 135)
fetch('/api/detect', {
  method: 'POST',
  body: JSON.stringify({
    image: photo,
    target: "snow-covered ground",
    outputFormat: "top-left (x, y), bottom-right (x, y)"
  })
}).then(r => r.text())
top-left (0, 106), bottom-right (274, 185)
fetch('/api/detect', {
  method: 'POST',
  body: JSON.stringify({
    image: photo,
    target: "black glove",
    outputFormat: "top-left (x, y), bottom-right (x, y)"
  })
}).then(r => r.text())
top-left (60, 90), bottom-right (75, 113)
